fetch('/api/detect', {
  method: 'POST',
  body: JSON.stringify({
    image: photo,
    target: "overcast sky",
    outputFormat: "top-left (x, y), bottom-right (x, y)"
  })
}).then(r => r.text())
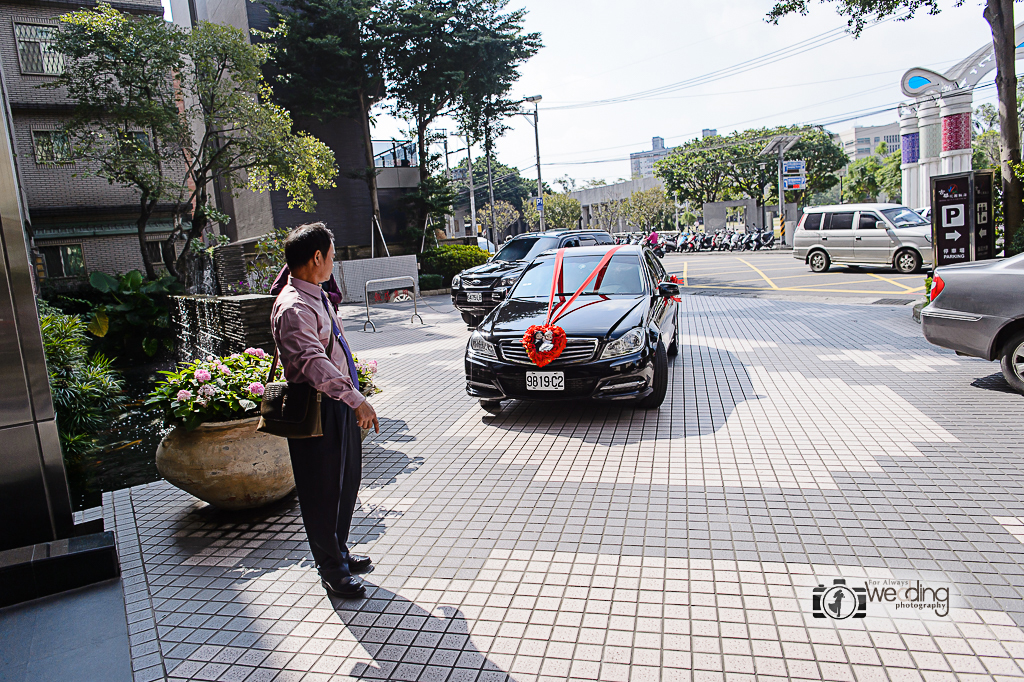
top-left (163, 0), bottom-right (999, 186)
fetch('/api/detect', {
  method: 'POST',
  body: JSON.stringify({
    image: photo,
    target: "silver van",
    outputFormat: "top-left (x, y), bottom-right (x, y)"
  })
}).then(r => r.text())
top-left (792, 203), bottom-right (933, 274)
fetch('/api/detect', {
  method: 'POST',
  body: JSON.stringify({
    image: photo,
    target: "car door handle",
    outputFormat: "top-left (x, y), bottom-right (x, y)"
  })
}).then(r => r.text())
top-left (855, 237), bottom-right (862, 240)
top-left (821, 236), bottom-right (827, 241)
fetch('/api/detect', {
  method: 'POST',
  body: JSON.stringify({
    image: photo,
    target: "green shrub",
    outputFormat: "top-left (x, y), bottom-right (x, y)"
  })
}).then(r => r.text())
top-left (419, 273), bottom-right (443, 291)
top-left (86, 270), bottom-right (183, 361)
top-left (1009, 227), bottom-right (1024, 257)
top-left (39, 303), bottom-right (125, 461)
top-left (421, 245), bottom-right (490, 286)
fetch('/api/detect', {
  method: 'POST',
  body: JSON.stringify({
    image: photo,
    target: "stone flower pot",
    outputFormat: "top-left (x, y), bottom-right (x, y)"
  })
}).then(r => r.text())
top-left (156, 417), bottom-right (295, 510)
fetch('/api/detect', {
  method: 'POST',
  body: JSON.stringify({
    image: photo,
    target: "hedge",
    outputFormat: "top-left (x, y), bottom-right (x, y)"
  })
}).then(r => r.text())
top-left (421, 245), bottom-right (490, 286)
top-left (419, 273), bottom-right (443, 291)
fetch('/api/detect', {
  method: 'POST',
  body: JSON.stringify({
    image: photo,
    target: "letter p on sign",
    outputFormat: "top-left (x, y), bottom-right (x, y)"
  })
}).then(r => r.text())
top-left (942, 204), bottom-right (965, 227)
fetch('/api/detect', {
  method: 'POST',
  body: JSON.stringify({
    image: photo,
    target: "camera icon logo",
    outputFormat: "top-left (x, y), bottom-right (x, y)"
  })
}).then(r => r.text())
top-left (812, 579), bottom-right (867, 619)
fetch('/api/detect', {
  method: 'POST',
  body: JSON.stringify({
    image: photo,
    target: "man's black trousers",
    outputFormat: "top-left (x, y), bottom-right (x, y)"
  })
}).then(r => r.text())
top-left (287, 396), bottom-right (362, 580)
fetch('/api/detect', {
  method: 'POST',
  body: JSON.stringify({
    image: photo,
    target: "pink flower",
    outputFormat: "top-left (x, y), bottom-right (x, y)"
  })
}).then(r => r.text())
top-left (194, 368), bottom-right (212, 382)
top-left (218, 364), bottom-right (231, 375)
top-left (248, 382), bottom-right (265, 396)
top-left (206, 355), bottom-right (215, 361)
top-left (199, 384), bottom-right (217, 398)
top-left (230, 353), bottom-right (242, 359)
top-left (244, 347), bottom-right (266, 358)
top-left (176, 389), bottom-right (192, 401)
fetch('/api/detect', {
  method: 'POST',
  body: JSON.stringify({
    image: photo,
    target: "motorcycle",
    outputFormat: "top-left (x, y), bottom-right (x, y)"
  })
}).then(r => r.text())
top-left (759, 229), bottom-right (776, 249)
top-left (729, 231), bottom-right (744, 251)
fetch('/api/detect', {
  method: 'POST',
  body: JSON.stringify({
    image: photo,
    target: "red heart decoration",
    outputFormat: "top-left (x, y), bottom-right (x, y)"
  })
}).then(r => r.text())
top-left (521, 324), bottom-right (567, 368)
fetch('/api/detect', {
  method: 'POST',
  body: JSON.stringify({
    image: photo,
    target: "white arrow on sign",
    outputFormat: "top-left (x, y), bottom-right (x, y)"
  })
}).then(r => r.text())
top-left (945, 230), bottom-right (962, 241)
top-left (980, 229), bottom-right (988, 237)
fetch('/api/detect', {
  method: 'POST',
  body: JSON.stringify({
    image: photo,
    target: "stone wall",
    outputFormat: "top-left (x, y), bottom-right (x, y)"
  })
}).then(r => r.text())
top-left (172, 294), bottom-right (275, 363)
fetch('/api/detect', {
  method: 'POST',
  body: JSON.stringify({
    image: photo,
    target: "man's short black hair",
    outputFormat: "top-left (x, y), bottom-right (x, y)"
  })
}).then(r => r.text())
top-left (284, 222), bottom-right (333, 271)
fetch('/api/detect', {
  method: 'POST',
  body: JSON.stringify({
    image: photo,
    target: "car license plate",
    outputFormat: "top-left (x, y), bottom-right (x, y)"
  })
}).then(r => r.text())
top-left (526, 372), bottom-right (564, 391)
top-left (467, 292), bottom-right (483, 303)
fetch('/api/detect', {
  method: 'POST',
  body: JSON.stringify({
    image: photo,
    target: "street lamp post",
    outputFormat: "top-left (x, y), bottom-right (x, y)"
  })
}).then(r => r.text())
top-left (759, 134), bottom-right (800, 247)
top-left (524, 95), bottom-right (544, 231)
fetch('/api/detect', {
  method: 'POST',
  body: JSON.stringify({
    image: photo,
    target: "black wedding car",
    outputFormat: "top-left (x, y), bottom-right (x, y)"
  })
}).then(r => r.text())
top-left (451, 229), bottom-right (615, 326)
top-left (464, 244), bottom-right (679, 411)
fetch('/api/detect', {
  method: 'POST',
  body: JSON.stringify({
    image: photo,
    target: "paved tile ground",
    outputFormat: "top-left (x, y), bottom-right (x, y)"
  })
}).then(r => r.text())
top-left (108, 293), bottom-right (1024, 681)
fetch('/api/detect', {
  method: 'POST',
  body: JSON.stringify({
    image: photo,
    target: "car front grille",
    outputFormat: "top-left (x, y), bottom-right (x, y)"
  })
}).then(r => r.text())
top-left (498, 338), bottom-right (599, 366)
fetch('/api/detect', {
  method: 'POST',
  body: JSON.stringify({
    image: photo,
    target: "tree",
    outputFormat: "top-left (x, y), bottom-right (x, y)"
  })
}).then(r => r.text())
top-left (844, 152), bottom-right (883, 203)
top-left (51, 3), bottom-right (188, 280)
top-left (877, 143), bottom-right (903, 202)
top-left (452, 155), bottom-right (538, 214)
top-left (623, 187), bottom-right (672, 231)
top-left (591, 199), bottom-right (624, 232)
top-left (766, 0), bottom-right (1022, 251)
top-left (524, 192), bottom-right (580, 230)
top-left (261, 0), bottom-right (387, 234)
top-left (171, 21), bottom-right (337, 281)
top-left (655, 136), bottom-right (730, 208)
top-left (476, 200), bottom-right (519, 239)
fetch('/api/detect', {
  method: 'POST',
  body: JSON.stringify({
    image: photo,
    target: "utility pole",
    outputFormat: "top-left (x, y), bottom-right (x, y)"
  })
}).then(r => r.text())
top-left (465, 132), bottom-right (477, 239)
top-left (777, 144), bottom-right (785, 246)
top-left (484, 124), bottom-right (497, 251)
top-left (524, 95), bottom-right (544, 231)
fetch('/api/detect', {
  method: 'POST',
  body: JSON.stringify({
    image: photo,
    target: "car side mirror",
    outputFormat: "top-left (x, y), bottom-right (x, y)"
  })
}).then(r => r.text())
top-left (658, 282), bottom-right (680, 298)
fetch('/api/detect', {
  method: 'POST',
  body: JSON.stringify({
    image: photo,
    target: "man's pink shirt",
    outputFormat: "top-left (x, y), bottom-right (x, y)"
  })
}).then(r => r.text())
top-left (271, 276), bottom-right (365, 409)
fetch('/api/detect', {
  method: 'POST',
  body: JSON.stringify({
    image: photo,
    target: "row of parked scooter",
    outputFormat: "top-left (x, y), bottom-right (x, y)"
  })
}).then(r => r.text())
top-left (672, 228), bottom-right (776, 252)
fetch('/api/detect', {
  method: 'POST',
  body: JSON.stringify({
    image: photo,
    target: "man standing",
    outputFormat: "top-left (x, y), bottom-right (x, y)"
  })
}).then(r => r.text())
top-left (271, 222), bottom-right (380, 597)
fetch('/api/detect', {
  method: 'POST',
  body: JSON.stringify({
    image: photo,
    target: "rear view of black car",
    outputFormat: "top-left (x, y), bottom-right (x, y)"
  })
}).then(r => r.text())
top-left (464, 245), bottom-right (679, 411)
top-left (452, 229), bottom-right (614, 326)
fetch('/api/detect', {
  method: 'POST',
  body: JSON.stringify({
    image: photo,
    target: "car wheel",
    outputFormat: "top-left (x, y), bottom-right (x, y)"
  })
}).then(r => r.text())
top-left (461, 312), bottom-right (481, 327)
top-left (809, 250), bottom-right (831, 273)
top-left (638, 341), bottom-right (668, 409)
top-left (894, 249), bottom-right (921, 274)
top-left (999, 331), bottom-right (1024, 394)
top-left (480, 399), bottom-right (503, 414)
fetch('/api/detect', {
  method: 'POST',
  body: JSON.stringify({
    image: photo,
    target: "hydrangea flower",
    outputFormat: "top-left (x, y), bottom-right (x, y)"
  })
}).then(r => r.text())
top-left (206, 355), bottom-right (215, 361)
top-left (176, 389), bottom-right (192, 402)
top-left (244, 347), bottom-right (266, 358)
top-left (218, 364), bottom-right (232, 375)
top-left (248, 382), bottom-right (265, 396)
top-left (194, 368), bottom-right (212, 382)
top-left (199, 384), bottom-right (217, 398)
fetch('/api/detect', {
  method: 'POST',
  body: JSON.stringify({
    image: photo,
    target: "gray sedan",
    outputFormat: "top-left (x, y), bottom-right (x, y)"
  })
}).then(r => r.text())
top-left (921, 252), bottom-right (1024, 393)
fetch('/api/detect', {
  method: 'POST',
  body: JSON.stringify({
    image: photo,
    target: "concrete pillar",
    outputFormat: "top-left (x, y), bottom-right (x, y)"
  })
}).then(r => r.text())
top-left (899, 104), bottom-right (920, 208)
top-left (917, 97), bottom-right (942, 207)
top-left (940, 90), bottom-right (973, 174)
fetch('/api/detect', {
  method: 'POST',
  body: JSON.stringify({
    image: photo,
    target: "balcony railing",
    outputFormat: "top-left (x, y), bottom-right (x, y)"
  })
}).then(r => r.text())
top-left (372, 140), bottom-right (418, 168)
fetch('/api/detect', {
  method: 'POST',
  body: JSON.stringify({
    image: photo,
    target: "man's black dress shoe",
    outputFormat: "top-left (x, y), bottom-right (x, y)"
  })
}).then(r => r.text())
top-left (347, 554), bottom-right (373, 574)
top-left (322, 575), bottom-right (366, 598)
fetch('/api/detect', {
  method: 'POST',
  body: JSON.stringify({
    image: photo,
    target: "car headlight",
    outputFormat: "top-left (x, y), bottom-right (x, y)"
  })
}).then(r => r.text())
top-left (468, 330), bottom-right (496, 358)
top-left (451, 274), bottom-right (461, 289)
top-left (498, 275), bottom-right (518, 288)
top-left (924, 232), bottom-right (932, 243)
top-left (600, 327), bottom-right (645, 359)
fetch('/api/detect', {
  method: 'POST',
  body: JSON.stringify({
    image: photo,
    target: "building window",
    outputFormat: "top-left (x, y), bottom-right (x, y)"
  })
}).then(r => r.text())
top-left (145, 241), bottom-right (164, 265)
top-left (14, 24), bottom-right (62, 75)
top-left (32, 130), bottom-right (73, 163)
top-left (40, 244), bottom-right (85, 278)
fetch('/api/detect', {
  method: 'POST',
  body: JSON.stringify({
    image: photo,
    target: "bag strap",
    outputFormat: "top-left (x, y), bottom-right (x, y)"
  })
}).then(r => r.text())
top-left (265, 323), bottom-right (335, 384)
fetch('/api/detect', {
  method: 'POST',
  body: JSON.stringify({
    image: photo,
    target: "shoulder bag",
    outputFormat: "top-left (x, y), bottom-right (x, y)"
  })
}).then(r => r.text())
top-left (256, 332), bottom-right (334, 439)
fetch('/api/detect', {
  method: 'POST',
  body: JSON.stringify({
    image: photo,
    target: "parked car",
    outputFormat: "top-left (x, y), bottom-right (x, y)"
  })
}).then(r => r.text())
top-left (916, 206), bottom-right (932, 221)
top-left (464, 244), bottom-right (679, 412)
top-left (452, 229), bottom-right (615, 326)
top-left (793, 203), bottom-right (933, 274)
top-left (921, 252), bottom-right (1024, 393)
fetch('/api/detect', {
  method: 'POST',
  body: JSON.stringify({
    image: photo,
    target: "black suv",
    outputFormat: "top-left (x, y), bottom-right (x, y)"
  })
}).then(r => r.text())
top-left (451, 229), bottom-right (615, 326)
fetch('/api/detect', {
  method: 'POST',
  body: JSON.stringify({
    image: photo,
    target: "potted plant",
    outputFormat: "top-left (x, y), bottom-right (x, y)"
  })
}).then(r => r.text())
top-left (148, 348), bottom-right (381, 510)
top-left (146, 348), bottom-right (292, 510)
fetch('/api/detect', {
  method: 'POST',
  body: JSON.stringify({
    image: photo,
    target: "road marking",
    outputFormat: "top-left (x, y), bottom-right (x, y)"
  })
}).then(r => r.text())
top-left (683, 261), bottom-right (688, 287)
top-left (735, 257), bottom-right (779, 289)
top-left (868, 273), bottom-right (918, 291)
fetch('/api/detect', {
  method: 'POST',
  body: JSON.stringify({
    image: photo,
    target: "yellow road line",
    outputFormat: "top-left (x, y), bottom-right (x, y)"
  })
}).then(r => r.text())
top-left (868, 273), bottom-right (917, 291)
top-left (735, 257), bottom-right (779, 289)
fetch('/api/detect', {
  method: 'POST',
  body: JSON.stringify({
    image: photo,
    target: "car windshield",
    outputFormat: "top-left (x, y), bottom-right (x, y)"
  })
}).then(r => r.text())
top-left (881, 207), bottom-right (929, 227)
top-left (493, 236), bottom-right (559, 262)
top-left (511, 254), bottom-right (645, 298)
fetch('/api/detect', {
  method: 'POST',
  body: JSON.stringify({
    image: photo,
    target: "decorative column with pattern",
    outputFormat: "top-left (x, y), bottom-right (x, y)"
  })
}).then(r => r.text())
top-left (939, 90), bottom-right (974, 174)
top-left (916, 96), bottom-right (942, 206)
top-left (899, 104), bottom-right (920, 208)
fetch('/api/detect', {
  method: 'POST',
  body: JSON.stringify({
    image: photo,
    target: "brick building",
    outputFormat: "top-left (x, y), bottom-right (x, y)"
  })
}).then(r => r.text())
top-left (0, 0), bottom-right (186, 289)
